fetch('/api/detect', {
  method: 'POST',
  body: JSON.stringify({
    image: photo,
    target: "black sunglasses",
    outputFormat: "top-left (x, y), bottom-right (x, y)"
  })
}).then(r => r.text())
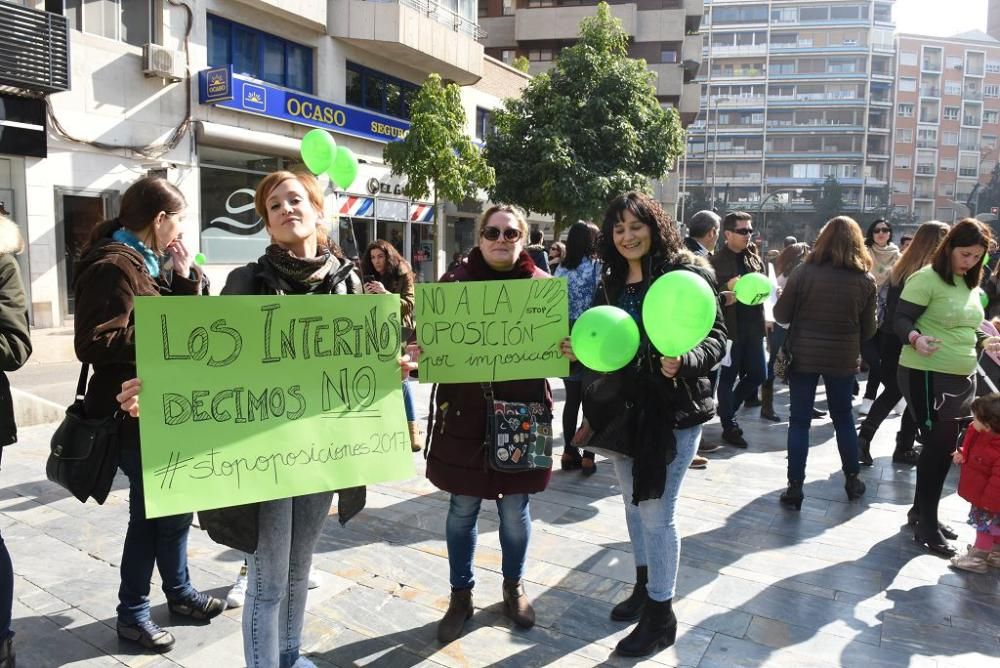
top-left (730, 228), bottom-right (754, 236)
top-left (874, 227), bottom-right (891, 233)
top-left (482, 226), bottom-right (522, 242)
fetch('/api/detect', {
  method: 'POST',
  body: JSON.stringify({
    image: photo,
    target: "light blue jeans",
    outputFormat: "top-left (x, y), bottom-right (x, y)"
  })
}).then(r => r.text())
top-left (244, 492), bottom-right (333, 668)
top-left (446, 493), bottom-right (531, 590)
top-left (612, 425), bottom-right (700, 602)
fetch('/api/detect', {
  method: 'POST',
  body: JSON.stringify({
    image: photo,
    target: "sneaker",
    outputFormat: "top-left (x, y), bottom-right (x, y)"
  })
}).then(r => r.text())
top-left (688, 455), bottom-right (708, 470)
top-left (308, 566), bottom-right (320, 590)
top-left (950, 545), bottom-right (990, 574)
top-left (168, 590), bottom-right (226, 621)
top-left (117, 619), bottom-right (175, 653)
top-left (292, 657), bottom-right (318, 668)
top-left (227, 564), bottom-right (248, 609)
top-left (859, 398), bottom-right (873, 416)
top-left (698, 442), bottom-right (723, 454)
top-left (722, 428), bottom-right (748, 448)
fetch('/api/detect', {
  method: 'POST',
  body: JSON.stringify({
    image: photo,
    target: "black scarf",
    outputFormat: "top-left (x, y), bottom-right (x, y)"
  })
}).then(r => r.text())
top-left (263, 244), bottom-right (337, 293)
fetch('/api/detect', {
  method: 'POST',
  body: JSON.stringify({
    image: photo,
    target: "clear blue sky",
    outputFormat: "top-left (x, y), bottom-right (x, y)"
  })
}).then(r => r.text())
top-left (894, 0), bottom-right (988, 37)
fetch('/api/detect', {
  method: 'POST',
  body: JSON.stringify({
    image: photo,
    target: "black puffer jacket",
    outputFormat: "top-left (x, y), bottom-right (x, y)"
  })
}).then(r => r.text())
top-left (774, 262), bottom-right (877, 376)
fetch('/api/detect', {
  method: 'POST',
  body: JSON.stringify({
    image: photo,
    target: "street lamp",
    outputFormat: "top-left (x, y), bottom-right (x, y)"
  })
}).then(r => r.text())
top-left (710, 96), bottom-right (730, 205)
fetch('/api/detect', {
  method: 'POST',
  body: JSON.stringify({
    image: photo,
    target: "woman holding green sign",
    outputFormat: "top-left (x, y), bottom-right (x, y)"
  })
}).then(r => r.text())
top-left (74, 176), bottom-right (224, 653)
top-left (561, 192), bottom-right (727, 657)
top-left (426, 204), bottom-right (552, 644)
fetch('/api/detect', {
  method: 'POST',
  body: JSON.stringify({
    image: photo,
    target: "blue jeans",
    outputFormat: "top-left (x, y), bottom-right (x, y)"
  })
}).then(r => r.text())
top-left (446, 493), bottom-right (531, 590)
top-left (403, 379), bottom-right (416, 422)
top-left (787, 372), bottom-right (859, 481)
top-left (244, 491), bottom-right (333, 668)
top-left (718, 335), bottom-right (766, 429)
top-left (117, 448), bottom-right (196, 624)
top-left (612, 425), bottom-right (700, 602)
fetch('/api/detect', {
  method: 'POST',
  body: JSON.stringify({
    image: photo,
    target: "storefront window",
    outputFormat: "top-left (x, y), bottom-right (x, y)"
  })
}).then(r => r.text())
top-left (411, 223), bottom-right (436, 283)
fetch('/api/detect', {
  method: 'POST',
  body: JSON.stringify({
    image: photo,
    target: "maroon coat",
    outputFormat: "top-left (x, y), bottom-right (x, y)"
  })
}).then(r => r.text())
top-left (425, 248), bottom-right (553, 499)
top-left (957, 426), bottom-right (1000, 513)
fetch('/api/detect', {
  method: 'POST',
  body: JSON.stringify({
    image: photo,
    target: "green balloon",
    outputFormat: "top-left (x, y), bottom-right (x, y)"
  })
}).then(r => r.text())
top-left (194, 253), bottom-right (206, 266)
top-left (980, 287), bottom-right (989, 309)
top-left (328, 146), bottom-right (359, 190)
top-left (300, 129), bottom-right (337, 175)
top-left (642, 271), bottom-right (717, 356)
top-left (571, 306), bottom-right (640, 372)
top-left (734, 272), bottom-right (773, 306)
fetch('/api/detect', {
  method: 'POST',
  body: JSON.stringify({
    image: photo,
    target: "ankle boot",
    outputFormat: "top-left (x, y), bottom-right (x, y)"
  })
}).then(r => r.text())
top-left (611, 565), bottom-right (648, 621)
top-left (502, 579), bottom-right (535, 629)
top-left (437, 588), bottom-right (473, 643)
top-left (615, 598), bottom-right (678, 657)
top-left (760, 379), bottom-right (782, 422)
top-left (844, 471), bottom-right (866, 500)
top-left (858, 436), bottom-right (874, 467)
top-left (0, 635), bottom-right (13, 668)
top-left (779, 479), bottom-right (804, 511)
top-left (408, 421), bottom-right (423, 452)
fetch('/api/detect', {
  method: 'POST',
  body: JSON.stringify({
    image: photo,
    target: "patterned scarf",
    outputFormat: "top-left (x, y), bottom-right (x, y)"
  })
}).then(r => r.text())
top-left (112, 227), bottom-right (160, 278)
top-left (263, 244), bottom-right (337, 293)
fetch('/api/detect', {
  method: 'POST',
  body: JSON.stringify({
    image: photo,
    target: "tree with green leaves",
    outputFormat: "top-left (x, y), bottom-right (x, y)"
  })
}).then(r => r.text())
top-left (813, 175), bottom-right (845, 227)
top-left (383, 73), bottom-right (494, 276)
top-left (511, 56), bottom-right (530, 73)
top-left (485, 2), bottom-right (685, 236)
top-left (680, 186), bottom-right (725, 225)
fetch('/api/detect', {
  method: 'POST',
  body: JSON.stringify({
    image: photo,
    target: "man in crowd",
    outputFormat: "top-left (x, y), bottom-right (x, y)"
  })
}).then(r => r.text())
top-left (526, 229), bottom-right (550, 273)
top-left (710, 212), bottom-right (767, 448)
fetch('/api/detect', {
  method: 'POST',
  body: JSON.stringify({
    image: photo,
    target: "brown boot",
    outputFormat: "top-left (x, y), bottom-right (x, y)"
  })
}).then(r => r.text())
top-left (502, 579), bottom-right (535, 629)
top-left (408, 421), bottom-right (423, 452)
top-left (437, 588), bottom-right (473, 643)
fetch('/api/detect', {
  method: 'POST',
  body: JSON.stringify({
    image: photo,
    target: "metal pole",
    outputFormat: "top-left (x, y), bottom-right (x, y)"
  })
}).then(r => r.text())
top-left (711, 97), bottom-right (720, 206)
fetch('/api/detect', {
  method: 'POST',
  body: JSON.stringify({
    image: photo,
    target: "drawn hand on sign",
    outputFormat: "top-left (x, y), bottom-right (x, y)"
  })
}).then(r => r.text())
top-left (117, 378), bottom-right (142, 418)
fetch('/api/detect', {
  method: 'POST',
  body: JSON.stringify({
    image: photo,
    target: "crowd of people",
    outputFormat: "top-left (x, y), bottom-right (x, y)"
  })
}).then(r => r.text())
top-left (3, 170), bottom-right (1000, 666)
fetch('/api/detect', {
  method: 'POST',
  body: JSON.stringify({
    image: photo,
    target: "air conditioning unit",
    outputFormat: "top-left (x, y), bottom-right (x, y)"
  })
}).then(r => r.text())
top-left (142, 43), bottom-right (185, 82)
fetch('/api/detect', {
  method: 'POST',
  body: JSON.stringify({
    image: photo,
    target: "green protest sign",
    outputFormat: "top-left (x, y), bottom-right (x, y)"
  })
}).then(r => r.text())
top-left (415, 279), bottom-right (569, 383)
top-left (133, 294), bottom-right (412, 518)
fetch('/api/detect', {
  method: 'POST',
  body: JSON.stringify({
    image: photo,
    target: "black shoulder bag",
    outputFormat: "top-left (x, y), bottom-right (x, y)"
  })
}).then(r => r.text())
top-left (481, 383), bottom-right (553, 472)
top-left (46, 364), bottom-right (122, 504)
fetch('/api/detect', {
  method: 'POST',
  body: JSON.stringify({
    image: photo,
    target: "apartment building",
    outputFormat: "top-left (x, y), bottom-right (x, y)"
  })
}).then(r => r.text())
top-left (686, 0), bottom-right (895, 233)
top-left (890, 31), bottom-right (1000, 223)
top-left (0, 0), bottom-right (527, 327)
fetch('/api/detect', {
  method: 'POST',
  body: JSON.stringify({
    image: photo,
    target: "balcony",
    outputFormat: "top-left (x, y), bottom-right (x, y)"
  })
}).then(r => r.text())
top-left (0, 2), bottom-right (69, 94)
top-left (707, 44), bottom-right (767, 57)
top-left (515, 3), bottom-right (637, 42)
top-left (329, 0), bottom-right (484, 84)
top-left (650, 63), bottom-right (683, 96)
top-left (916, 165), bottom-right (936, 175)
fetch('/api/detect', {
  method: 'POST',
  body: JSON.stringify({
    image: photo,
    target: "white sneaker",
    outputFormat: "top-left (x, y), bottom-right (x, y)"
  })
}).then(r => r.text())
top-left (227, 564), bottom-right (248, 609)
top-left (308, 566), bottom-right (320, 590)
top-left (291, 657), bottom-right (317, 668)
top-left (859, 398), bottom-right (873, 416)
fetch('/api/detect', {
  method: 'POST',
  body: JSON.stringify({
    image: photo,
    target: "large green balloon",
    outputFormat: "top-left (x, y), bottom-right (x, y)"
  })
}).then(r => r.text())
top-left (300, 129), bottom-right (337, 175)
top-left (643, 271), bottom-right (717, 356)
top-left (328, 146), bottom-right (359, 190)
top-left (734, 272), bottom-right (773, 306)
top-left (571, 306), bottom-right (640, 372)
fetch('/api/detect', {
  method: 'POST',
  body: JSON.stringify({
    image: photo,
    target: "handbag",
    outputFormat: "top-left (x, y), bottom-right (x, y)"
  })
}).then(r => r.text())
top-left (580, 367), bottom-right (636, 458)
top-left (481, 383), bottom-right (553, 472)
top-left (46, 364), bottom-right (122, 504)
top-left (774, 335), bottom-right (793, 384)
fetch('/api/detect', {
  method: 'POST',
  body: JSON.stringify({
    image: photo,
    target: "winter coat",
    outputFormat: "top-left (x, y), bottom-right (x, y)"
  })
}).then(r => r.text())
top-left (0, 219), bottom-right (31, 448)
top-left (197, 250), bottom-right (367, 553)
top-left (374, 268), bottom-right (415, 335)
top-left (74, 236), bottom-right (203, 451)
top-left (957, 425), bottom-right (1000, 513)
top-left (710, 243), bottom-right (766, 340)
top-left (526, 244), bottom-right (550, 274)
top-left (425, 247), bottom-right (553, 499)
top-left (773, 262), bottom-right (877, 376)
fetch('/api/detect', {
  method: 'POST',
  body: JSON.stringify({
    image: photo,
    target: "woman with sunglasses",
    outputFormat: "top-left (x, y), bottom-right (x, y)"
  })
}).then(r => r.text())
top-left (895, 219), bottom-right (1000, 557)
top-left (859, 219), bottom-right (901, 414)
top-left (427, 205), bottom-right (552, 644)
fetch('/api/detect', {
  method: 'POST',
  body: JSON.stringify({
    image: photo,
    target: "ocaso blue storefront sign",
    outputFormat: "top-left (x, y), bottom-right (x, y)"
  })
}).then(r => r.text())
top-left (198, 67), bottom-right (410, 144)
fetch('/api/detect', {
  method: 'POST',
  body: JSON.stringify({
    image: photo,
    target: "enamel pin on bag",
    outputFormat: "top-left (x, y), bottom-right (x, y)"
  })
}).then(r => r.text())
top-left (481, 384), bottom-right (554, 472)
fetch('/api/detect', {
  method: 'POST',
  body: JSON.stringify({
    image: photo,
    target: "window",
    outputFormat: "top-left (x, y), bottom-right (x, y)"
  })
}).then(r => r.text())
top-left (475, 107), bottom-right (493, 140)
top-left (943, 131), bottom-right (959, 145)
top-left (989, 61), bottom-right (1000, 73)
top-left (893, 180), bottom-right (910, 194)
top-left (896, 128), bottom-right (912, 143)
top-left (900, 51), bottom-right (918, 67)
top-left (985, 110), bottom-right (1000, 124)
top-left (937, 207), bottom-right (954, 220)
top-left (528, 49), bottom-right (554, 62)
top-left (944, 106), bottom-right (960, 120)
top-left (898, 103), bottom-right (914, 117)
top-left (944, 81), bottom-right (962, 96)
top-left (939, 181), bottom-right (955, 197)
top-left (64, 0), bottom-right (152, 46)
top-left (503, 0), bottom-right (514, 15)
top-left (345, 62), bottom-right (419, 120)
top-left (894, 154), bottom-right (912, 168)
top-left (478, 0), bottom-right (488, 17)
top-left (985, 85), bottom-right (1000, 99)
top-left (917, 127), bottom-right (938, 146)
top-left (946, 56), bottom-right (964, 70)
top-left (208, 16), bottom-right (313, 93)
top-left (940, 158), bottom-right (956, 172)
top-left (660, 49), bottom-right (679, 64)
top-left (500, 49), bottom-right (515, 65)
top-left (899, 77), bottom-right (917, 92)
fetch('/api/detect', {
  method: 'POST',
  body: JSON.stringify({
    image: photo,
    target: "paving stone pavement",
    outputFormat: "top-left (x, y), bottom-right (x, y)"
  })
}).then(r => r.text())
top-left (3, 380), bottom-right (999, 667)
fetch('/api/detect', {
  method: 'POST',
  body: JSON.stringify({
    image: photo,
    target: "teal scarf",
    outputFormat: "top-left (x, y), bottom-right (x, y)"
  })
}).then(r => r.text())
top-left (112, 228), bottom-right (160, 278)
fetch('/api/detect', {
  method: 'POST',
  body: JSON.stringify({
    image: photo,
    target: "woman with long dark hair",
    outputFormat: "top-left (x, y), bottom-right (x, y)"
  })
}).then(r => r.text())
top-left (774, 217), bottom-right (877, 510)
top-left (561, 192), bottom-right (726, 656)
top-left (857, 221), bottom-right (950, 467)
top-left (360, 239), bottom-right (421, 451)
top-left (74, 176), bottom-right (224, 653)
top-left (895, 219), bottom-right (1000, 556)
top-left (860, 219), bottom-right (901, 413)
top-left (555, 222), bottom-right (602, 474)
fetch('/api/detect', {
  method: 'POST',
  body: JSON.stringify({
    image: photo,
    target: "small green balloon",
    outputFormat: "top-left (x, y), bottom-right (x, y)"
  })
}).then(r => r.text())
top-left (980, 287), bottom-right (989, 309)
top-left (328, 146), bottom-right (359, 190)
top-left (643, 271), bottom-right (717, 356)
top-left (300, 129), bottom-right (337, 175)
top-left (194, 253), bottom-right (206, 266)
top-left (734, 272), bottom-right (773, 306)
top-left (571, 306), bottom-right (640, 372)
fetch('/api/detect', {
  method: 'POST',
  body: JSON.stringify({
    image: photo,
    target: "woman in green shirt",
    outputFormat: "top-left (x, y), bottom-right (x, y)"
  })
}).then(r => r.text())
top-left (895, 219), bottom-right (1000, 557)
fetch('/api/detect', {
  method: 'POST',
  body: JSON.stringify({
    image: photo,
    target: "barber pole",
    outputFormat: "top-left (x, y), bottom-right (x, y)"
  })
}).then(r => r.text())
top-left (338, 195), bottom-right (374, 218)
top-left (409, 203), bottom-right (435, 223)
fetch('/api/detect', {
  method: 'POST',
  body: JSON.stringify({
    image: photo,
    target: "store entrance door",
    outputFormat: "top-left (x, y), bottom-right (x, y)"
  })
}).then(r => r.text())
top-left (56, 189), bottom-right (116, 318)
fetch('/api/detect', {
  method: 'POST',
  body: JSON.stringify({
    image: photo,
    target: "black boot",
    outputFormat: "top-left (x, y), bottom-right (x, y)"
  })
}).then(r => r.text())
top-left (858, 436), bottom-right (874, 467)
top-left (615, 598), bottom-right (677, 657)
top-left (760, 379), bottom-right (782, 422)
top-left (779, 479), bottom-right (804, 511)
top-left (610, 565), bottom-right (648, 621)
top-left (844, 471), bottom-right (866, 500)
top-left (0, 635), bottom-right (13, 668)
